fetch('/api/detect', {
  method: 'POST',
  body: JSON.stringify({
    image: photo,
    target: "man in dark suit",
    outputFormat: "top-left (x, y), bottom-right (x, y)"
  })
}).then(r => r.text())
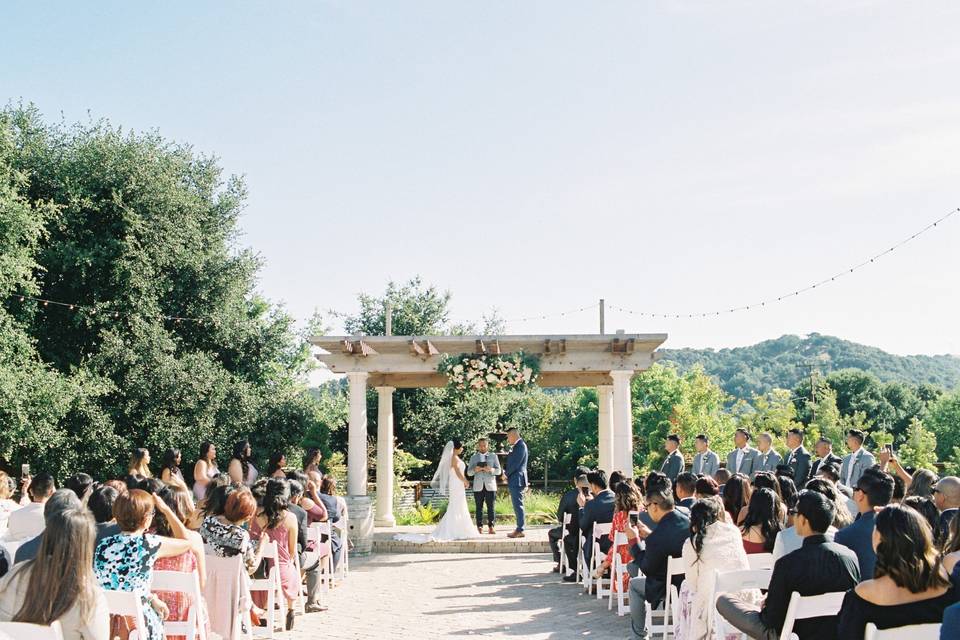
top-left (835, 467), bottom-right (894, 579)
top-left (549, 466), bottom-right (590, 581)
top-left (674, 472), bottom-right (697, 511)
top-left (933, 476), bottom-right (960, 545)
top-left (578, 470), bottom-right (615, 568)
top-left (810, 437), bottom-right (843, 479)
top-left (717, 491), bottom-right (860, 640)
top-left (316, 479), bottom-right (343, 570)
top-left (505, 427), bottom-right (529, 538)
top-left (660, 434), bottom-right (684, 483)
top-left (783, 428), bottom-right (812, 487)
top-left (626, 473), bottom-right (690, 640)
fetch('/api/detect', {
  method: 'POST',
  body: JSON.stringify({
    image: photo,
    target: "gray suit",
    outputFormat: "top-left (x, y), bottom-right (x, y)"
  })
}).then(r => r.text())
top-left (726, 447), bottom-right (760, 476)
top-left (466, 451), bottom-right (502, 492)
top-left (691, 450), bottom-right (720, 476)
top-left (840, 449), bottom-right (876, 489)
top-left (754, 449), bottom-right (782, 475)
top-left (660, 450), bottom-right (684, 482)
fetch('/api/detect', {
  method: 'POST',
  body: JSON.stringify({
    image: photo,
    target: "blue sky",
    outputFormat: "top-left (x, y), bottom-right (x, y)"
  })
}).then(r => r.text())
top-left (3, 1), bottom-right (959, 355)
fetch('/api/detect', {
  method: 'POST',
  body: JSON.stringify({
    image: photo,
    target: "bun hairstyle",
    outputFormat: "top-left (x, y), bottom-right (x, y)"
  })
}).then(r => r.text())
top-left (452, 439), bottom-right (463, 451)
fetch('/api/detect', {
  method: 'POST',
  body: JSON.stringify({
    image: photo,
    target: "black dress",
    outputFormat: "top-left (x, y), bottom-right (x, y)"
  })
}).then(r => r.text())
top-left (836, 586), bottom-right (957, 640)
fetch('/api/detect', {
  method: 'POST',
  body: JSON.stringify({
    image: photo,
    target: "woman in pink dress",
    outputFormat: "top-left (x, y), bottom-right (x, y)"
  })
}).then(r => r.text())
top-left (192, 442), bottom-right (218, 501)
top-left (250, 478), bottom-right (299, 631)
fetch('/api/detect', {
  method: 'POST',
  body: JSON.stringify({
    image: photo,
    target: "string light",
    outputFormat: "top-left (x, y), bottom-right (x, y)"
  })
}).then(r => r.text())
top-left (609, 207), bottom-right (958, 320)
top-left (503, 303), bottom-right (599, 325)
top-left (7, 294), bottom-right (209, 325)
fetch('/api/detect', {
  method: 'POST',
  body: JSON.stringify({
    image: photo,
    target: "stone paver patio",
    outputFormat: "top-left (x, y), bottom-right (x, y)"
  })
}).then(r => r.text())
top-left (285, 552), bottom-right (629, 639)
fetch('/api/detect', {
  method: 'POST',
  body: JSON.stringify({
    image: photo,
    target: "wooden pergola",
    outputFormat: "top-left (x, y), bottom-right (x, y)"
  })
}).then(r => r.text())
top-left (310, 331), bottom-right (666, 540)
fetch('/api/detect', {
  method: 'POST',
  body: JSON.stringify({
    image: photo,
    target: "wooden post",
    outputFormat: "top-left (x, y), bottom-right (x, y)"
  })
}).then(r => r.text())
top-left (599, 298), bottom-right (605, 335)
top-left (385, 302), bottom-right (393, 336)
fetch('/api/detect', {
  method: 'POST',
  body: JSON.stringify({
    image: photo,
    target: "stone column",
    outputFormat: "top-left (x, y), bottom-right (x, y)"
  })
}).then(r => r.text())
top-left (375, 386), bottom-right (396, 527)
top-left (347, 372), bottom-right (369, 496)
top-left (610, 370), bottom-right (635, 477)
top-left (597, 385), bottom-right (614, 476)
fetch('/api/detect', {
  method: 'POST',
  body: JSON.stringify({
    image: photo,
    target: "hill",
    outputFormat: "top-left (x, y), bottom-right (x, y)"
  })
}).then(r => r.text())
top-left (659, 333), bottom-right (960, 400)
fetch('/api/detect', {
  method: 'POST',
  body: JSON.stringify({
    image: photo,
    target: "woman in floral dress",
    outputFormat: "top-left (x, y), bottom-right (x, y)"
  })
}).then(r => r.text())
top-left (597, 482), bottom-right (643, 593)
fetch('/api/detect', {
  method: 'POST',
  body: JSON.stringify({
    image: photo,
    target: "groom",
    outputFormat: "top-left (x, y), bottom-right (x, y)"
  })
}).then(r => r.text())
top-left (505, 427), bottom-right (529, 539)
top-left (467, 438), bottom-right (501, 535)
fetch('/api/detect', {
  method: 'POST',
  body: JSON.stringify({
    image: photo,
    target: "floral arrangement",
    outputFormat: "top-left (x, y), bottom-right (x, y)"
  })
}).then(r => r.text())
top-left (439, 352), bottom-right (540, 392)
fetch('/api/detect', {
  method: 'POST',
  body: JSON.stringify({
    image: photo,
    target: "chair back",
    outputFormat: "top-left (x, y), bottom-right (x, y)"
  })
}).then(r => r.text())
top-left (612, 531), bottom-right (628, 547)
top-left (747, 552), bottom-right (775, 570)
top-left (151, 569), bottom-right (206, 640)
top-left (104, 589), bottom-right (148, 639)
top-left (714, 568), bottom-right (772, 595)
top-left (562, 512), bottom-right (572, 527)
top-left (666, 555), bottom-right (685, 582)
top-left (204, 553), bottom-right (252, 640)
top-left (864, 622), bottom-right (941, 640)
top-left (592, 522), bottom-right (612, 540)
top-left (779, 591), bottom-right (846, 640)
top-left (0, 621), bottom-right (64, 640)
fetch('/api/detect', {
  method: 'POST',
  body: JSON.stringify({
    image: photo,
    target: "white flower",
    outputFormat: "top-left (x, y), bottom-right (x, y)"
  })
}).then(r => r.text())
top-left (485, 373), bottom-right (498, 383)
top-left (523, 367), bottom-right (533, 381)
top-left (453, 364), bottom-right (464, 374)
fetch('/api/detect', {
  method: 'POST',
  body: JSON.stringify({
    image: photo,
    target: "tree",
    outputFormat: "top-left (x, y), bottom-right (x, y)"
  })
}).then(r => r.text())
top-left (896, 418), bottom-right (938, 472)
top-left (927, 390), bottom-right (960, 460)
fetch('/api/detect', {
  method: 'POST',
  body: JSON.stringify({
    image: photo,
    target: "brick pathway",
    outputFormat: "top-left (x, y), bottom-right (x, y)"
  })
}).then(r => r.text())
top-left (285, 552), bottom-right (631, 639)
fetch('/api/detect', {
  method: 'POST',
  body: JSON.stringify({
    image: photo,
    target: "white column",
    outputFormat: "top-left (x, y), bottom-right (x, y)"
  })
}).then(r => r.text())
top-left (610, 370), bottom-right (635, 478)
top-left (375, 386), bottom-right (396, 527)
top-left (347, 372), bottom-right (369, 496)
top-left (597, 385), bottom-right (614, 476)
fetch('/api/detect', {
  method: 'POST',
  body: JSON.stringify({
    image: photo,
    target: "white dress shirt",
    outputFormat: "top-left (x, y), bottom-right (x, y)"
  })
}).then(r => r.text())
top-left (735, 447), bottom-right (747, 473)
top-left (845, 449), bottom-right (861, 487)
top-left (3, 501), bottom-right (45, 542)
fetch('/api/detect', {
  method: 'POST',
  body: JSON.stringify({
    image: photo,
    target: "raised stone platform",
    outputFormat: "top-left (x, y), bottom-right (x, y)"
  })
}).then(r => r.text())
top-left (372, 524), bottom-right (552, 554)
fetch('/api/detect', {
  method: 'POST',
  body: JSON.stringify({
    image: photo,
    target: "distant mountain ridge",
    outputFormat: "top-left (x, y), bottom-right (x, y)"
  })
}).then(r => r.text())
top-left (658, 333), bottom-right (960, 400)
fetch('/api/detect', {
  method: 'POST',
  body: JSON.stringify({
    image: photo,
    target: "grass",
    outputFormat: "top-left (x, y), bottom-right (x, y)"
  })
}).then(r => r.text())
top-left (395, 490), bottom-right (560, 526)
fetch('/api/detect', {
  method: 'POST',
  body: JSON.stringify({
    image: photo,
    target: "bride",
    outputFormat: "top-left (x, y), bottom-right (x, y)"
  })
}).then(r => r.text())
top-left (395, 439), bottom-right (480, 542)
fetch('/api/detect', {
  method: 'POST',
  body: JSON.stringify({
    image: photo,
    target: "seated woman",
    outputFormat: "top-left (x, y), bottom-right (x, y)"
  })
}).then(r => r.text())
top-left (250, 479), bottom-right (299, 631)
top-left (837, 504), bottom-right (954, 639)
top-left (722, 474), bottom-right (751, 525)
top-left (675, 497), bottom-right (758, 640)
top-left (94, 489), bottom-right (201, 640)
top-left (694, 476), bottom-right (720, 501)
top-left (776, 475), bottom-right (799, 528)
top-left (597, 482), bottom-right (642, 593)
top-left (286, 471), bottom-right (327, 525)
top-left (751, 472), bottom-right (785, 523)
top-left (321, 475), bottom-right (348, 522)
top-left (0, 504), bottom-right (109, 640)
top-left (151, 484), bottom-right (208, 640)
top-left (942, 517), bottom-right (960, 587)
top-left (200, 488), bottom-right (267, 574)
top-left (740, 488), bottom-right (782, 554)
top-left (185, 475), bottom-right (233, 530)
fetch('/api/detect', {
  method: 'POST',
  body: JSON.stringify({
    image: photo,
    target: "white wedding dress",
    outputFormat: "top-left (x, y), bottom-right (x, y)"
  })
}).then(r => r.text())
top-left (395, 444), bottom-right (480, 543)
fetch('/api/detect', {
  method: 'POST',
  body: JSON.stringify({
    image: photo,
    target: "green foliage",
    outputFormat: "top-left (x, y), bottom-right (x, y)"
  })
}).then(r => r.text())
top-left (927, 390), bottom-right (960, 460)
top-left (465, 490), bottom-right (559, 525)
top-left (896, 418), bottom-right (938, 472)
top-left (395, 502), bottom-right (444, 526)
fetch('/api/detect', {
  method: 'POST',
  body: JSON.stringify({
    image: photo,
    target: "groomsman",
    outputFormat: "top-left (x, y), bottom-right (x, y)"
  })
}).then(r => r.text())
top-left (784, 428), bottom-right (812, 487)
top-left (840, 429), bottom-right (876, 489)
top-left (810, 437), bottom-right (843, 479)
top-left (660, 434), bottom-right (684, 482)
top-left (755, 432), bottom-right (782, 474)
top-left (726, 429), bottom-right (760, 476)
top-left (691, 434), bottom-right (719, 476)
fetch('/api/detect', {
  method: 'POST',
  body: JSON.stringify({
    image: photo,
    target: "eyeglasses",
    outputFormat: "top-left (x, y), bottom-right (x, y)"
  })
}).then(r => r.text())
top-left (932, 488), bottom-right (942, 494)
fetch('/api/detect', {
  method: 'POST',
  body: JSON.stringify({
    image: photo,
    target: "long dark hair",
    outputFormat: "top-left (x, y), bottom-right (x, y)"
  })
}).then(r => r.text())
top-left (266, 451), bottom-right (285, 476)
top-left (303, 448), bottom-right (321, 470)
top-left (740, 487), bottom-right (783, 552)
top-left (723, 474), bottom-right (750, 521)
top-left (153, 484), bottom-right (192, 537)
top-left (777, 475), bottom-right (799, 514)
top-left (689, 497), bottom-right (723, 560)
top-left (262, 478), bottom-right (290, 529)
top-left (232, 440), bottom-right (251, 481)
top-left (199, 441), bottom-right (215, 462)
top-left (874, 504), bottom-right (949, 593)
top-left (613, 481), bottom-right (641, 513)
top-left (161, 448), bottom-right (181, 477)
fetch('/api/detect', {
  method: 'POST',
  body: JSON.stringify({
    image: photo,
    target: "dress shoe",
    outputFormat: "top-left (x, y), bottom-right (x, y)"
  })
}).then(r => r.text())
top-left (488, 525), bottom-right (495, 535)
top-left (478, 527), bottom-right (483, 535)
top-left (563, 573), bottom-right (578, 583)
top-left (286, 609), bottom-right (295, 631)
top-left (305, 602), bottom-right (327, 613)
top-left (507, 530), bottom-right (525, 539)
top-left (552, 565), bottom-right (561, 573)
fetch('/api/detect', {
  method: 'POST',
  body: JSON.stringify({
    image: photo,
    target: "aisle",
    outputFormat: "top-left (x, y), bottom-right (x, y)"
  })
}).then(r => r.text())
top-left (286, 552), bottom-right (629, 639)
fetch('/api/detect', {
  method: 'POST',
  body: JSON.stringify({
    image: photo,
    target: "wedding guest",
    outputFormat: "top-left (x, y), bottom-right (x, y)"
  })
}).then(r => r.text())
top-left (741, 488), bottom-right (782, 554)
top-left (840, 429), bottom-right (876, 489)
top-left (192, 441), bottom-right (218, 501)
top-left (713, 468), bottom-right (731, 492)
top-left (64, 473), bottom-right (94, 502)
top-left (4, 472), bottom-right (55, 541)
top-left (903, 495), bottom-right (941, 536)
top-left (128, 448), bottom-right (153, 478)
top-left (550, 466), bottom-right (589, 581)
top-left (810, 437), bottom-right (843, 479)
top-left (250, 479), bottom-right (299, 630)
top-left (677, 497), bottom-right (757, 640)
top-left (609, 470), bottom-right (626, 492)
top-left (755, 432), bottom-right (782, 474)
top-left (660, 434), bottom-right (684, 483)
top-left (777, 475), bottom-right (799, 527)
top-left (675, 473), bottom-right (697, 510)
top-left (159, 448), bottom-right (186, 487)
top-left (302, 448), bottom-right (323, 485)
top-left (694, 476), bottom-right (720, 500)
top-left (836, 467), bottom-right (895, 579)
top-left (87, 484), bottom-right (122, 547)
top-left (626, 474), bottom-right (690, 640)
top-left (14, 490), bottom-right (84, 563)
top-left (691, 434), bottom-right (719, 477)
top-left (103, 479), bottom-right (128, 497)
top-left (772, 478), bottom-right (843, 560)
top-left (751, 471), bottom-right (785, 521)
top-left (837, 504), bottom-right (954, 639)
top-left (228, 440), bottom-right (258, 486)
top-left (286, 471), bottom-right (328, 524)
top-left (0, 471), bottom-right (19, 536)
top-left (200, 487), bottom-right (267, 574)
top-left (933, 476), bottom-right (960, 545)
top-left (0, 504), bottom-right (109, 640)
top-left (186, 477), bottom-right (234, 530)
top-left (94, 489), bottom-right (201, 640)
top-left (717, 491), bottom-right (860, 640)
top-left (722, 474), bottom-right (751, 524)
top-left (943, 602), bottom-right (960, 640)
top-left (906, 469), bottom-right (938, 500)
top-left (892, 475), bottom-right (906, 503)
top-left (578, 470), bottom-right (616, 568)
top-left (599, 481), bottom-right (643, 594)
top-left (727, 429), bottom-right (760, 477)
top-left (317, 476), bottom-right (344, 569)
top-left (266, 452), bottom-right (287, 479)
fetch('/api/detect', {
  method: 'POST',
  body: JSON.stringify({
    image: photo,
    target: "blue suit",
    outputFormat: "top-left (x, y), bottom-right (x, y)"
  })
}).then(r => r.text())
top-left (834, 510), bottom-right (877, 579)
top-left (942, 602), bottom-right (960, 640)
top-left (505, 438), bottom-right (529, 531)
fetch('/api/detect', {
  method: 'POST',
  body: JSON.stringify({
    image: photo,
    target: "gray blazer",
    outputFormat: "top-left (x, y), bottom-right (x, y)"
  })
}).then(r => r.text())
top-left (466, 451), bottom-right (502, 492)
top-left (755, 449), bottom-right (782, 475)
top-left (840, 449), bottom-right (876, 488)
top-left (726, 447), bottom-right (760, 476)
top-left (660, 450), bottom-right (684, 482)
top-left (691, 450), bottom-right (720, 477)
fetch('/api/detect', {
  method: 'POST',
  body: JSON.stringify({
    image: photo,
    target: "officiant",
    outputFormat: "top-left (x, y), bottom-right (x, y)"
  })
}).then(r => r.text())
top-left (467, 438), bottom-right (502, 534)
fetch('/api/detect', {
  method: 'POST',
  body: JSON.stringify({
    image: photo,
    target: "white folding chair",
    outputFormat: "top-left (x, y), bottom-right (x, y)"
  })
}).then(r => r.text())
top-left (151, 569), bottom-right (207, 640)
top-left (779, 591), bottom-right (846, 640)
top-left (590, 522), bottom-right (613, 600)
top-left (304, 522), bottom-right (333, 605)
top-left (103, 589), bottom-right (147, 640)
top-left (577, 532), bottom-right (586, 586)
top-left (747, 552), bottom-right (775, 570)
top-left (333, 514), bottom-right (349, 581)
top-left (608, 531), bottom-right (630, 615)
top-left (249, 541), bottom-right (286, 638)
top-left (559, 513), bottom-right (573, 579)
top-left (203, 553), bottom-right (253, 640)
top-left (660, 555), bottom-right (685, 640)
top-left (864, 622), bottom-right (941, 640)
top-left (711, 568), bottom-right (774, 639)
top-left (0, 621), bottom-right (64, 640)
